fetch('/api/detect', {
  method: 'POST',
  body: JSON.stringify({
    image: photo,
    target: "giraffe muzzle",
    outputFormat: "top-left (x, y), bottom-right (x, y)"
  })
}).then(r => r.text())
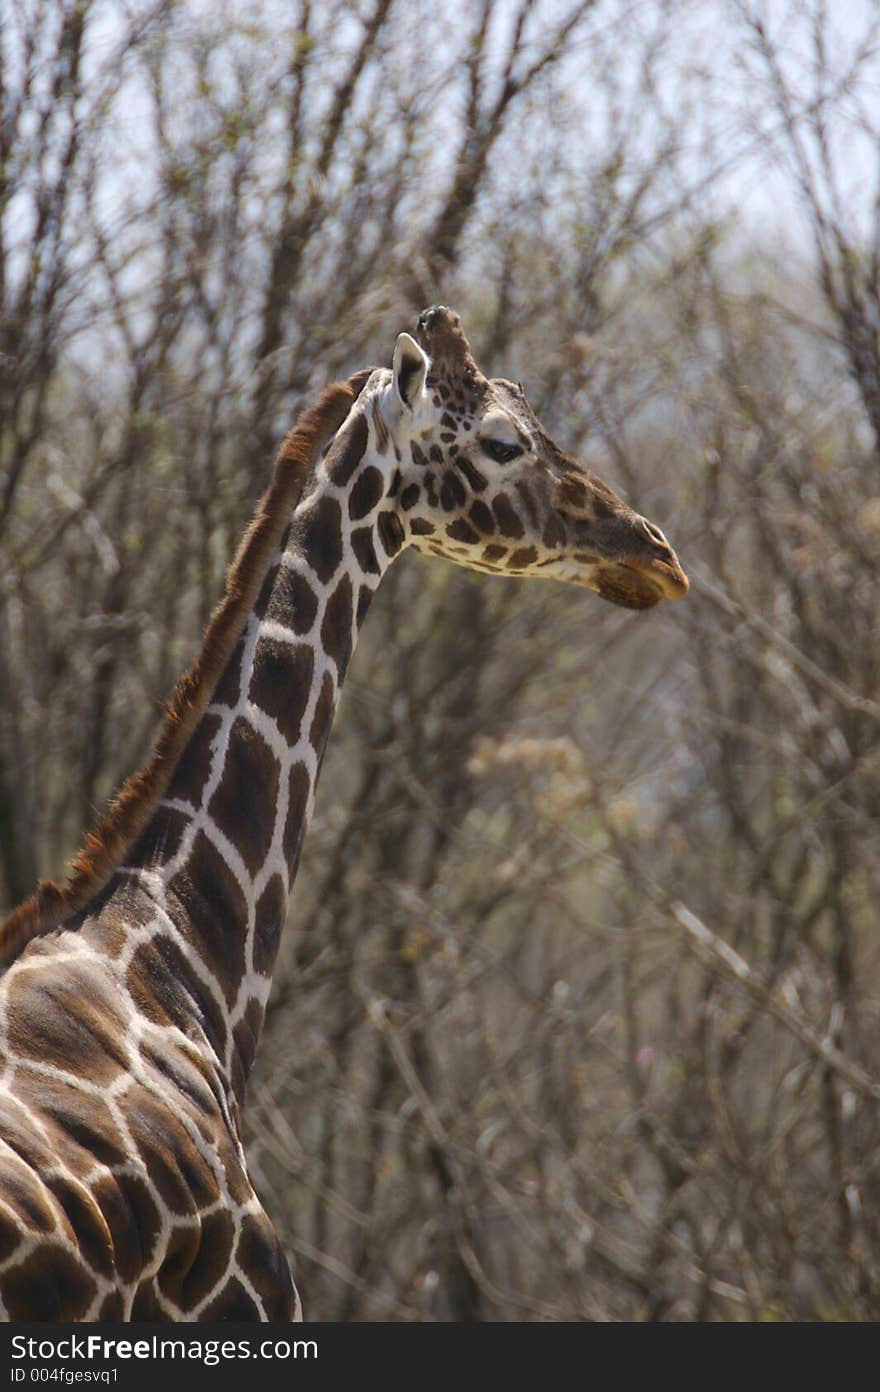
top-left (624, 517), bottom-right (690, 601)
top-left (570, 511), bottom-right (689, 608)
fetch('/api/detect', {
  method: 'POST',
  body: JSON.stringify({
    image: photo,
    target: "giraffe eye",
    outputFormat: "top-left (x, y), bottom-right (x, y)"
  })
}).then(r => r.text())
top-left (480, 438), bottom-right (523, 464)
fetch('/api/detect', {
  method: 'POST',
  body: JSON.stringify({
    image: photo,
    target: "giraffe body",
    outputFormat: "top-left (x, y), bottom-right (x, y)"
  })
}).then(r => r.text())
top-left (0, 309), bottom-right (687, 1320)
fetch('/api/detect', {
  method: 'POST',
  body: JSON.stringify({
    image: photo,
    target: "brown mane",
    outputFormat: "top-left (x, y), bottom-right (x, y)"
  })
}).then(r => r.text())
top-left (0, 371), bottom-right (372, 967)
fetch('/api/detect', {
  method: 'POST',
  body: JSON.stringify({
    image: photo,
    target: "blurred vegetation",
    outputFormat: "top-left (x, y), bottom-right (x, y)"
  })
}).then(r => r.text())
top-left (2, 0), bottom-right (879, 1320)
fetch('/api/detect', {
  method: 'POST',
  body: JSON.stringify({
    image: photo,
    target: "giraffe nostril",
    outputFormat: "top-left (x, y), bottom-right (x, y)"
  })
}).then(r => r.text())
top-left (641, 518), bottom-right (669, 551)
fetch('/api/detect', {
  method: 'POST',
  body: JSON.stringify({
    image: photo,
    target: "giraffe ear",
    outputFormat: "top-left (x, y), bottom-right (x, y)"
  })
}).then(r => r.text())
top-left (392, 333), bottom-right (428, 410)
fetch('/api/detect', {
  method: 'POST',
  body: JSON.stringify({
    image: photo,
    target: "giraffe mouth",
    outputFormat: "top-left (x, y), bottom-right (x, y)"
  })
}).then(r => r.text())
top-left (595, 559), bottom-right (689, 610)
top-left (595, 566), bottom-right (664, 610)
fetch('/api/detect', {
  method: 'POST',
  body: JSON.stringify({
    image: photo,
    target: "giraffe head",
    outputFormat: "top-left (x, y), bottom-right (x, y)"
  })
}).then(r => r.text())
top-left (372, 306), bottom-right (688, 609)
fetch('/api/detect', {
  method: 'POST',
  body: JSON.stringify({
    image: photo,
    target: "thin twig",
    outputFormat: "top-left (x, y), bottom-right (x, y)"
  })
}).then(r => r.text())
top-left (674, 902), bottom-right (880, 1104)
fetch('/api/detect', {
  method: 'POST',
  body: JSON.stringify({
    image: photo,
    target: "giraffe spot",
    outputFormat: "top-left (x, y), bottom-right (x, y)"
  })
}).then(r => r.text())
top-left (235, 1211), bottom-right (297, 1319)
top-left (168, 712), bottom-right (223, 808)
top-left (257, 565), bottom-right (319, 634)
top-left (388, 468), bottom-right (402, 496)
top-left (231, 997), bottom-right (264, 1104)
top-left (515, 481), bottom-right (539, 527)
top-left (156, 1220), bottom-right (200, 1306)
top-left (543, 512), bottom-right (567, 548)
top-left (590, 485), bottom-right (618, 519)
top-left (186, 1216), bottom-right (238, 1307)
top-left (348, 465), bottom-right (384, 521)
top-left (0, 1245), bottom-right (97, 1321)
top-left (127, 933), bottom-right (228, 1059)
top-left (139, 1036), bottom-right (222, 1140)
top-left (284, 762), bottom-right (311, 875)
top-left (92, 1170), bottom-right (163, 1284)
top-left (80, 874), bottom-right (156, 958)
top-left (99, 1291), bottom-right (125, 1320)
top-left (253, 564), bottom-right (279, 622)
top-left (131, 804), bottom-right (191, 868)
top-left (440, 473), bottom-right (466, 511)
top-left (507, 546), bottom-right (539, 570)
top-left (325, 411), bottom-right (368, 487)
top-left (424, 472), bottom-right (439, 507)
top-left (560, 477), bottom-right (588, 511)
top-left (131, 1277), bottom-right (162, 1319)
top-left (249, 638), bottom-right (314, 747)
top-left (309, 671), bottom-right (335, 754)
top-left (46, 1175), bottom-right (115, 1279)
top-left (446, 519), bottom-right (480, 545)
top-left (292, 496), bottom-right (343, 584)
top-left (0, 1137), bottom-right (57, 1235)
top-left (0, 1207), bottom-right (22, 1264)
top-left (377, 510), bottom-right (405, 559)
top-left (483, 544), bottom-right (508, 563)
top-left (491, 495), bottom-right (524, 539)
top-left (456, 454), bottom-right (488, 492)
top-left (429, 445), bottom-right (443, 464)
top-left (162, 1209), bottom-right (236, 1313)
top-left (410, 441), bottom-right (429, 468)
top-left (350, 526), bottom-right (380, 576)
top-left (28, 1073), bottom-right (129, 1169)
top-left (207, 719), bottom-right (280, 877)
top-left (213, 637), bottom-right (246, 707)
top-left (469, 499), bottom-right (495, 534)
top-left (441, 411), bottom-right (457, 429)
top-left (168, 833), bottom-right (249, 1008)
top-left (357, 584), bottom-right (372, 627)
top-left (440, 432), bottom-right (455, 443)
top-left (400, 483), bottom-right (420, 511)
top-left (254, 875), bottom-right (286, 977)
top-left (201, 1276), bottom-right (264, 1321)
top-left (321, 575), bottom-right (354, 677)
top-left (124, 1083), bottom-right (216, 1216)
top-left (5, 960), bottom-right (131, 1086)
top-left (410, 518), bottom-right (435, 536)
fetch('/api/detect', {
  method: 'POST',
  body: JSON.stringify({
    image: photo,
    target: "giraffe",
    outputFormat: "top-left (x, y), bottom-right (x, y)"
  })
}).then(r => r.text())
top-left (0, 307), bottom-right (687, 1321)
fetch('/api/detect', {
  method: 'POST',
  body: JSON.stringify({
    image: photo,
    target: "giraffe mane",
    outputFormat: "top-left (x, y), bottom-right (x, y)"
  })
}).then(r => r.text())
top-left (0, 370), bottom-right (372, 967)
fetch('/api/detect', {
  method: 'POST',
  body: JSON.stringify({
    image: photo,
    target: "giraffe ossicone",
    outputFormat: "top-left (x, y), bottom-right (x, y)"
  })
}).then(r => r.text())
top-left (0, 308), bottom-right (687, 1321)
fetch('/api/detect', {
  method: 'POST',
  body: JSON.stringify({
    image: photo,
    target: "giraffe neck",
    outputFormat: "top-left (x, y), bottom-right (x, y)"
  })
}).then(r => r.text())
top-left (115, 395), bottom-right (401, 1102)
